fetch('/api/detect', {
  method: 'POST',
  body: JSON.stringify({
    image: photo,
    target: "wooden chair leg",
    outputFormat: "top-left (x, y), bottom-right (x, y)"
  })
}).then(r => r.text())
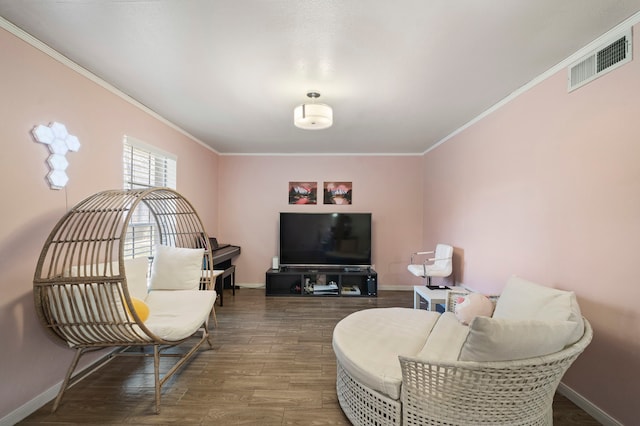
top-left (153, 345), bottom-right (161, 414)
top-left (204, 320), bottom-right (214, 348)
top-left (52, 347), bottom-right (84, 413)
top-left (211, 306), bottom-right (218, 327)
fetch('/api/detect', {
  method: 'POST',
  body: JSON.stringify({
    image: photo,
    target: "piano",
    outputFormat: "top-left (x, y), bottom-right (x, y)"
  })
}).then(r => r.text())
top-left (210, 238), bottom-right (241, 306)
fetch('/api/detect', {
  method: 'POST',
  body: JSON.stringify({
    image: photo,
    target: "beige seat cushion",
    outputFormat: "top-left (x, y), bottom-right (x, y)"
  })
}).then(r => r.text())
top-left (416, 312), bottom-right (469, 361)
top-left (333, 308), bottom-right (439, 400)
top-left (144, 289), bottom-right (216, 341)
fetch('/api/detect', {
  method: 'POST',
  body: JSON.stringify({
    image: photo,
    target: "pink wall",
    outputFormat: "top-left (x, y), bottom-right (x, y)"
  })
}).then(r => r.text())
top-left (421, 26), bottom-right (640, 425)
top-left (0, 27), bottom-right (219, 418)
top-left (217, 155), bottom-right (424, 287)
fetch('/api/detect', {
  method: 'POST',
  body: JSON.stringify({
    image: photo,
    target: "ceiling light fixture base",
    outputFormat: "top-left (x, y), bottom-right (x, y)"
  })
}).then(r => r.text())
top-left (294, 92), bottom-right (333, 130)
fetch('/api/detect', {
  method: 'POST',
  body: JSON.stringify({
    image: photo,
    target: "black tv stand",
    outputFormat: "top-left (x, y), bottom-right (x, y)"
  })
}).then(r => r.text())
top-left (266, 266), bottom-right (377, 297)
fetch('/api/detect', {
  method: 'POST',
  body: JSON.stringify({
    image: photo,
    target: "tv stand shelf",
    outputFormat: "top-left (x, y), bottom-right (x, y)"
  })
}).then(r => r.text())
top-left (265, 267), bottom-right (377, 297)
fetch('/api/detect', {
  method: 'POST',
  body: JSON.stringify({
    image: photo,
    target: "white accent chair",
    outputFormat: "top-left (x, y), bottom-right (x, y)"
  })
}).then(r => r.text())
top-left (408, 243), bottom-right (453, 289)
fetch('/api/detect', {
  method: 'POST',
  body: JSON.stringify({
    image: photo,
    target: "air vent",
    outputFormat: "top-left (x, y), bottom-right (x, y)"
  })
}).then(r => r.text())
top-left (568, 29), bottom-right (632, 92)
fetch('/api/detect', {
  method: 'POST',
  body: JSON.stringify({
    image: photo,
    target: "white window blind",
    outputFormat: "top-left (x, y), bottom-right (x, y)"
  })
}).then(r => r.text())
top-left (123, 136), bottom-right (176, 190)
top-left (123, 136), bottom-right (177, 258)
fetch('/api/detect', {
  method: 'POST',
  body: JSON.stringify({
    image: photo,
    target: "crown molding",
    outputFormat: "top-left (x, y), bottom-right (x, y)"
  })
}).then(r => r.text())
top-left (425, 11), bottom-right (640, 155)
top-left (0, 16), bottom-right (218, 155)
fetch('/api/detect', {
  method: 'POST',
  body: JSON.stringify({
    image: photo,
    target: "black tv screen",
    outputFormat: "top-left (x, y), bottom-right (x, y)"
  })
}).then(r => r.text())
top-left (279, 212), bottom-right (372, 267)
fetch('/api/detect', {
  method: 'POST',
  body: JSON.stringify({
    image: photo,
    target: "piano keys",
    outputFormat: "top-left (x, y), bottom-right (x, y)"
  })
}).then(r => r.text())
top-left (212, 244), bottom-right (241, 265)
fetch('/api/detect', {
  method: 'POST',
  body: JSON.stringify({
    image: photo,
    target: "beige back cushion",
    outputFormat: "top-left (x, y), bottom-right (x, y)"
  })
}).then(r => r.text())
top-left (459, 317), bottom-right (578, 362)
top-left (459, 275), bottom-right (585, 362)
top-left (493, 275), bottom-right (584, 342)
top-left (124, 256), bottom-right (150, 300)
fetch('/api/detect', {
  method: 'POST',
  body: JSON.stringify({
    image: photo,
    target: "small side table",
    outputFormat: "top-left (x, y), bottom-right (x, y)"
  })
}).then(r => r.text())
top-left (413, 285), bottom-right (464, 311)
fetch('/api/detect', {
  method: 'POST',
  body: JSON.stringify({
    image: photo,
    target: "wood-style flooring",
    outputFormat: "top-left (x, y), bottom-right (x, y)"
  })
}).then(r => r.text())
top-left (20, 288), bottom-right (600, 425)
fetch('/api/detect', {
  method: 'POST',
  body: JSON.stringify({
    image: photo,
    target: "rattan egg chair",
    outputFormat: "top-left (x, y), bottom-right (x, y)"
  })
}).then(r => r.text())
top-left (33, 188), bottom-right (216, 413)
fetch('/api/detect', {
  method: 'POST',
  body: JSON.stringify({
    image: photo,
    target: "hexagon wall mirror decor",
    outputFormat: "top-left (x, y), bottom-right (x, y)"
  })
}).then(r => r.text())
top-left (31, 122), bottom-right (81, 189)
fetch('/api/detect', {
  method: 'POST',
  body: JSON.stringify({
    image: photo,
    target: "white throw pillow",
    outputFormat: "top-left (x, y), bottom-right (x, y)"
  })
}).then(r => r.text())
top-left (149, 245), bottom-right (204, 291)
top-left (494, 275), bottom-right (575, 322)
top-left (493, 275), bottom-right (585, 344)
top-left (124, 256), bottom-right (150, 300)
top-left (459, 316), bottom-right (577, 362)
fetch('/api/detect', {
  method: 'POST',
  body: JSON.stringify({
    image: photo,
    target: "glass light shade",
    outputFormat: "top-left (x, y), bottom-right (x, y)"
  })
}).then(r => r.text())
top-left (47, 154), bottom-right (69, 171)
top-left (294, 103), bottom-right (333, 130)
top-left (49, 138), bottom-right (70, 155)
top-left (47, 169), bottom-right (69, 189)
top-left (32, 125), bottom-right (54, 144)
top-left (50, 122), bottom-right (68, 139)
top-left (66, 135), bottom-right (81, 152)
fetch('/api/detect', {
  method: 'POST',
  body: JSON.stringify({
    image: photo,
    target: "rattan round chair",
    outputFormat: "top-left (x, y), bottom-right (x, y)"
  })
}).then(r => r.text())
top-left (398, 319), bottom-right (593, 426)
top-left (33, 188), bottom-right (216, 413)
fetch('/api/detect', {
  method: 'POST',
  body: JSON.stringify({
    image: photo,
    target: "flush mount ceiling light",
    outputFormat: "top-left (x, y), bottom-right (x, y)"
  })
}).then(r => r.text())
top-left (294, 92), bottom-right (333, 130)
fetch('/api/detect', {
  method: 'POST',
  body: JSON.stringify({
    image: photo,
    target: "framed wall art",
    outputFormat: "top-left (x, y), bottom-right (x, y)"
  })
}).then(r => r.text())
top-left (288, 181), bottom-right (317, 205)
top-left (324, 181), bottom-right (352, 205)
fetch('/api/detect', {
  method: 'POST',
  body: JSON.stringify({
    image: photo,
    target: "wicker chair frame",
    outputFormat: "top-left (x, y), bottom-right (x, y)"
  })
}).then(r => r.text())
top-left (399, 319), bottom-right (593, 426)
top-left (33, 188), bottom-right (216, 413)
top-left (337, 361), bottom-right (402, 425)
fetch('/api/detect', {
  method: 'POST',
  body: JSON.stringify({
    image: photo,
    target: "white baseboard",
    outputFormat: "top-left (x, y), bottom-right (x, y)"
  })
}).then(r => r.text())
top-left (236, 283), bottom-right (265, 289)
top-left (0, 383), bottom-right (61, 426)
top-left (0, 349), bottom-right (118, 426)
top-left (557, 382), bottom-right (621, 426)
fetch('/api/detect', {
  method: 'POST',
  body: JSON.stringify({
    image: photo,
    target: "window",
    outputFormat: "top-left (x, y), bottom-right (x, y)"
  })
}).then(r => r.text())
top-left (123, 136), bottom-right (176, 190)
top-left (123, 136), bottom-right (177, 258)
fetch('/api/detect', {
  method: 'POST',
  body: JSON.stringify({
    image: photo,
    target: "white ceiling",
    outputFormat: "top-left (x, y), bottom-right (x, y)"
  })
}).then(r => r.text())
top-left (2, 1), bottom-right (640, 154)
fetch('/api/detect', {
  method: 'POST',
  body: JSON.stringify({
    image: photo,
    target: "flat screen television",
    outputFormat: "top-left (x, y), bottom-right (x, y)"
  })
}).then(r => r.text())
top-left (279, 212), bottom-right (372, 268)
